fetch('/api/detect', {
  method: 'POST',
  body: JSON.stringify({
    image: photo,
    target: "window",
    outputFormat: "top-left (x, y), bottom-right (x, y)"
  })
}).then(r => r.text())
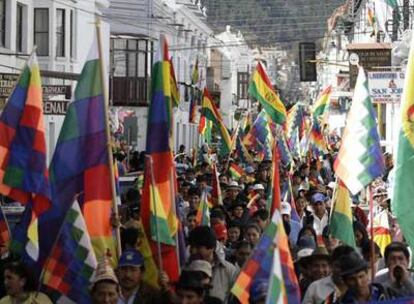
top-left (110, 38), bottom-right (150, 106)
top-left (16, 3), bottom-right (23, 52)
top-left (237, 72), bottom-right (249, 100)
top-left (34, 8), bottom-right (49, 56)
top-left (70, 10), bottom-right (74, 58)
top-left (0, 0), bottom-right (5, 47)
top-left (56, 9), bottom-right (65, 57)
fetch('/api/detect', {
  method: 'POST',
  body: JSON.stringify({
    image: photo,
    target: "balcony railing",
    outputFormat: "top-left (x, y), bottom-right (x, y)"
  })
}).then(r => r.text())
top-left (110, 77), bottom-right (148, 106)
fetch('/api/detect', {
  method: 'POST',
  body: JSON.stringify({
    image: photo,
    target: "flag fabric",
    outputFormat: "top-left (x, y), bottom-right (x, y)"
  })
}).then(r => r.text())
top-left (169, 58), bottom-right (180, 107)
top-left (309, 122), bottom-right (328, 155)
top-left (243, 112), bottom-right (252, 135)
top-left (198, 116), bottom-right (212, 144)
top-left (312, 86), bottom-right (332, 121)
top-left (392, 26), bottom-right (414, 252)
top-left (136, 220), bottom-right (160, 289)
top-left (231, 210), bottom-right (300, 304)
top-left (367, 3), bottom-right (378, 36)
top-left (277, 134), bottom-right (293, 167)
top-left (114, 161), bottom-right (121, 206)
top-left (200, 88), bottom-right (232, 154)
top-left (235, 135), bottom-right (254, 165)
top-left (229, 163), bottom-right (244, 181)
top-left (191, 57), bottom-right (199, 86)
top-left (0, 52), bottom-right (51, 261)
top-left (266, 211), bottom-right (300, 304)
top-left (329, 181), bottom-right (356, 247)
top-left (374, 0), bottom-right (399, 40)
top-left (33, 34), bottom-right (117, 271)
top-left (373, 209), bottom-right (392, 255)
top-left (288, 127), bottom-right (301, 160)
top-left (141, 34), bottom-right (179, 281)
top-left (189, 58), bottom-right (200, 124)
top-left (286, 104), bottom-right (304, 140)
top-left (249, 62), bottom-right (287, 124)
top-left (334, 67), bottom-right (385, 195)
top-left (0, 204), bottom-right (10, 248)
top-left (189, 95), bottom-right (197, 124)
top-left (211, 163), bottom-right (223, 206)
top-left (244, 110), bottom-right (273, 149)
top-left (196, 191), bottom-right (210, 226)
top-left (41, 199), bottom-right (97, 304)
top-left (268, 143), bottom-right (281, 214)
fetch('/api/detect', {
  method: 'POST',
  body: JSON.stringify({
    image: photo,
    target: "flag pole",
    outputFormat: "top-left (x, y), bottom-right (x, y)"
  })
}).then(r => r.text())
top-left (146, 155), bottom-right (164, 272)
top-left (95, 19), bottom-right (121, 258)
top-left (369, 185), bottom-right (375, 282)
top-left (225, 115), bottom-right (243, 171)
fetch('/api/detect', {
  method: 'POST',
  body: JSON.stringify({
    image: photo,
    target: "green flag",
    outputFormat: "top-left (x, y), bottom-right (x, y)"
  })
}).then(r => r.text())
top-left (392, 27), bottom-right (414, 251)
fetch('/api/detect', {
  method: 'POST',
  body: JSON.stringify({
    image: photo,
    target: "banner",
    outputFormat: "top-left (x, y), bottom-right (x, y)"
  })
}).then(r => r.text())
top-left (367, 71), bottom-right (404, 104)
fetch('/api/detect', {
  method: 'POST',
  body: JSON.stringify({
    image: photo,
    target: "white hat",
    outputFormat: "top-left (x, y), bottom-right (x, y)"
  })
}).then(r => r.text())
top-left (253, 184), bottom-right (265, 191)
top-left (281, 202), bottom-right (291, 215)
top-left (298, 183), bottom-right (309, 192)
top-left (297, 248), bottom-right (314, 260)
top-left (228, 181), bottom-right (240, 189)
top-left (327, 182), bottom-right (336, 190)
top-left (185, 260), bottom-right (212, 278)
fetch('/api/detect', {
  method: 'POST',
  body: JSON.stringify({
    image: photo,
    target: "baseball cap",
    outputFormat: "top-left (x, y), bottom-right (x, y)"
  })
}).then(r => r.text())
top-left (311, 192), bottom-right (326, 204)
top-left (185, 260), bottom-right (212, 278)
top-left (227, 181), bottom-right (240, 189)
top-left (281, 202), bottom-right (292, 215)
top-left (118, 249), bottom-right (145, 268)
top-left (253, 184), bottom-right (265, 191)
top-left (245, 166), bottom-right (255, 174)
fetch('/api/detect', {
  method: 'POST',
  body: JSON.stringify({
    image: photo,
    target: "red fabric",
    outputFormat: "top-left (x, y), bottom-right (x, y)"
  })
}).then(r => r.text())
top-left (270, 143), bottom-right (281, 214)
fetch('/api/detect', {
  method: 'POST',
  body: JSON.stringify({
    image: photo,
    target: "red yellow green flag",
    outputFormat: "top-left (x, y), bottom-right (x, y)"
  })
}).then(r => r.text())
top-left (392, 25), bottom-right (414, 252)
top-left (248, 62), bottom-right (287, 125)
top-left (200, 88), bottom-right (232, 153)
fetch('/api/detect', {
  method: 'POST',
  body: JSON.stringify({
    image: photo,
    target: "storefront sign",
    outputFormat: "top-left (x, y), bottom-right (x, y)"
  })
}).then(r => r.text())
top-left (347, 43), bottom-right (392, 88)
top-left (0, 73), bottom-right (71, 112)
top-left (43, 100), bottom-right (69, 115)
top-left (367, 71), bottom-right (404, 103)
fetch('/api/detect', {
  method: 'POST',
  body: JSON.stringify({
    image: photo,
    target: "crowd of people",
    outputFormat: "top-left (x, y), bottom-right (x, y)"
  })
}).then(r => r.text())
top-left (0, 144), bottom-right (409, 304)
top-left (86, 143), bottom-right (412, 304)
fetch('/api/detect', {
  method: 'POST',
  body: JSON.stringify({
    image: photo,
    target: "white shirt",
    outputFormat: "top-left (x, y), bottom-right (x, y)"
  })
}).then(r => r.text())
top-left (117, 290), bottom-right (138, 304)
top-left (312, 212), bottom-right (329, 236)
top-left (302, 275), bottom-right (336, 304)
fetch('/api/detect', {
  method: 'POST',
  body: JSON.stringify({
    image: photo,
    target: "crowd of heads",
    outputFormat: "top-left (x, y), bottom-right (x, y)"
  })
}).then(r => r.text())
top-left (1, 144), bottom-right (407, 304)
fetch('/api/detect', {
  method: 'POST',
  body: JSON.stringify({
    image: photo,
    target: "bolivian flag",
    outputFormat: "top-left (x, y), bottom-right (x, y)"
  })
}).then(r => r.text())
top-left (392, 25), bottom-right (414, 252)
top-left (249, 62), bottom-right (287, 125)
top-left (312, 85), bottom-right (332, 121)
top-left (200, 88), bottom-right (232, 154)
top-left (329, 181), bottom-right (356, 247)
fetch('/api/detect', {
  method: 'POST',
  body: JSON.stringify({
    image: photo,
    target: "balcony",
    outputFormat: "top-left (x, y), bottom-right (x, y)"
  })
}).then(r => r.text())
top-left (110, 77), bottom-right (148, 106)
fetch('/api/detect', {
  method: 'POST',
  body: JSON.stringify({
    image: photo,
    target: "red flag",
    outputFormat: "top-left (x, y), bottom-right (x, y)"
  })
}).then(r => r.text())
top-left (270, 143), bottom-right (281, 214)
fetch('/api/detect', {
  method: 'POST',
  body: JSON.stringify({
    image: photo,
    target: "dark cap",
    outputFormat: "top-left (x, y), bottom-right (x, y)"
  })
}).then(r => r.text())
top-left (176, 271), bottom-right (207, 292)
top-left (338, 251), bottom-right (368, 278)
top-left (118, 249), bottom-right (144, 268)
top-left (188, 226), bottom-right (217, 249)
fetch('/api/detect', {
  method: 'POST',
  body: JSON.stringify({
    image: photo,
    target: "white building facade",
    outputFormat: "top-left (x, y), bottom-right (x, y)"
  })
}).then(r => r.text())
top-left (0, 0), bottom-right (110, 161)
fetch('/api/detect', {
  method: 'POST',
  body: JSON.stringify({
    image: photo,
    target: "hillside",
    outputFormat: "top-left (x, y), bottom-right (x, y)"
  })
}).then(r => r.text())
top-left (202, 0), bottom-right (345, 47)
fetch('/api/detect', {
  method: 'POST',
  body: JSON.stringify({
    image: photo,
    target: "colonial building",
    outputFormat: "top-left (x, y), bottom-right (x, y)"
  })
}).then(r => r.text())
top-left (0, 0), bottom-right (110, 161)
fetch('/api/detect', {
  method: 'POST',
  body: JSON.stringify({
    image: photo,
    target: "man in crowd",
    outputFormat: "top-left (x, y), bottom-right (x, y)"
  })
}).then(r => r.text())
top-left (188, 226), bottom-right (238, 302)
top-left (338, 251), bottom-right (387, 303)
top-left (116, 249), bottom-right (161, 304)
top-left (375, 242), bottom-right (414, 298)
